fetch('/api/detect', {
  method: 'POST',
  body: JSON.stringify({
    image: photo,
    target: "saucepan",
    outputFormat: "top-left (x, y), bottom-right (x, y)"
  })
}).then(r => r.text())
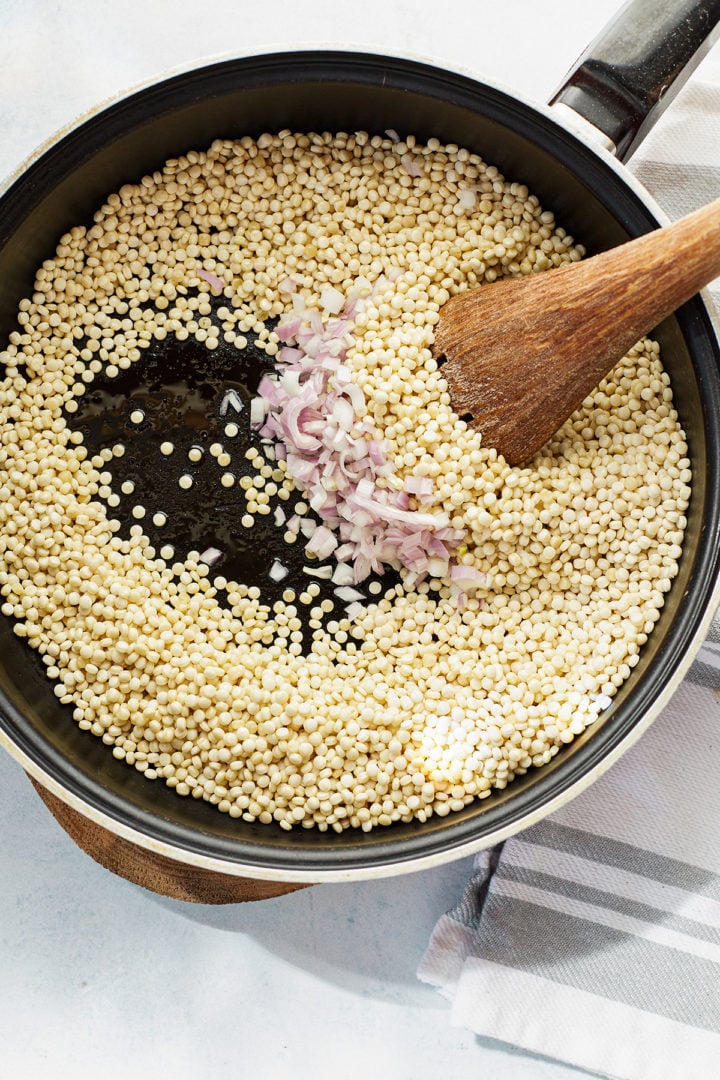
top-left (0, 0), bottom-right (719, 891)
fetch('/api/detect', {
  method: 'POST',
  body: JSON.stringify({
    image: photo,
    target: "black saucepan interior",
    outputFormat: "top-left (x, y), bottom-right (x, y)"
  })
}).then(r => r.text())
top-left (1, 52), bottom-right (719, 876)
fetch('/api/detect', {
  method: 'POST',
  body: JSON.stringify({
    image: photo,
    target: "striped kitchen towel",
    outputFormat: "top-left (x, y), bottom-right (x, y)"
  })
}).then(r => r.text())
top-left (418, 75), bottom-right (720, 1080)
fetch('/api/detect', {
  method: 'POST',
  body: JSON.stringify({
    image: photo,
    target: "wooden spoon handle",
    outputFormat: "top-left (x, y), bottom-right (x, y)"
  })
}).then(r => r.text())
top-left (572, 196), bottom-right (720, 351)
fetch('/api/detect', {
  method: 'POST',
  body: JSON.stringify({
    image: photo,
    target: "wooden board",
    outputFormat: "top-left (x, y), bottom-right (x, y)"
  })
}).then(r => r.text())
top-left (28, 775), bottom-right (312, 903)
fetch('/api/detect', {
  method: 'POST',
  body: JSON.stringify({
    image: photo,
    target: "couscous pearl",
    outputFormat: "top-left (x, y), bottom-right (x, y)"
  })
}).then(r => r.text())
top-left (0, 129), bottom-right (690, 836)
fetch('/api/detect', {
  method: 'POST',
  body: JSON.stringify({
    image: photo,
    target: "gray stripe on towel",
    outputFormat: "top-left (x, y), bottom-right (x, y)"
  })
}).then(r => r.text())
top-left (686, 610), bottom-right (720, 687)
top-left (449, 845), bottom-right (504, 931)
top-left (522, 819), bottom-right (720, 901)
top-left (686, 658), bottom-right (720, 690)
top-left (475, 893), bottom-right (720, 1033)
top-left (497, 862), bottom-right (720, 947)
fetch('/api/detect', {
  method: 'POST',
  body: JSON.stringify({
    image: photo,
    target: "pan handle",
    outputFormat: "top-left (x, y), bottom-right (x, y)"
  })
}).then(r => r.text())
top-left (549, 0), bottom-right (720, 160)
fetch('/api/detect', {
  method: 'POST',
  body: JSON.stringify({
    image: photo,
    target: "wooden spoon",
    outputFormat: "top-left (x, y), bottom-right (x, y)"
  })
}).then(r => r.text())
top-left (433, 197), bottom-right (720, 466)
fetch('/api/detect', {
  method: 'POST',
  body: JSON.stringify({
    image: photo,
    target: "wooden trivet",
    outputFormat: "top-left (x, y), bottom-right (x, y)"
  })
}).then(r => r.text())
top-left (29, 776), bottom-right (312, 903)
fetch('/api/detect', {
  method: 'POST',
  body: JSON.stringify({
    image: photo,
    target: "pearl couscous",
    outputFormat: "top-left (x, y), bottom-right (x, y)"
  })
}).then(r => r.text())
top-left (0, 130), bottom-right (690, 832)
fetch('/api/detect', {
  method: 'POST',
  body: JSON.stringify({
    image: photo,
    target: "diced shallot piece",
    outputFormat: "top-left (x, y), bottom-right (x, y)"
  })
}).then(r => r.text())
top-left (334, 585), bottom-right (365, 603)
top-left (269, 559), bottom-right (290, 582)
top-left (303, 564), bottom-right (334, 580)
top-left (344, 601), bottom-right (366, 621)
top-left (450, 564), bottom-right (488, 589)
top-left (219, 388), bottom-right (244, 416)
top-left (331, 562), bottom-right (355, 586)
top-left (320, 285), bottom-right (346, 315)
top-left (199, 546), bottom-right (223, 567)
top-left (305, 524), bottom-right (337, 560)
top-left (400, 154), bottom-right (422, 177)
top-left (196, 267), bottom-right (225, 292)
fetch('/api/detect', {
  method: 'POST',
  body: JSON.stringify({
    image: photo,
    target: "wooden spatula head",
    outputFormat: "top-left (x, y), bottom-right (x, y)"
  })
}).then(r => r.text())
top-left (433, 197), bottom-right (720, 466)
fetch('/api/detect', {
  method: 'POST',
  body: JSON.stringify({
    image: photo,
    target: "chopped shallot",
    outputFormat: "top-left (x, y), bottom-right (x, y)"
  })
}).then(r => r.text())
top-left (320, 285), bottom-right (345, 315)
top-left (219, 388), bottom-right (244, 416)
top-left (199, 546), bottom-right (223, 566)
top-left (405, 475), bottom-right (434, 500)
top-left (250, 397), bottom-right (268, 427)
top-left (331, 562), bottom-right (355, 586)
top-left (196, 267), bottom-right (225, 293)
top-left (334, 585), bottom-right (365, 603)
top-left (305, 524), bottom-right (337, 560)
top-left (345, 601), bottom-right (366, 621)
top-left (299, 517), bottom-right (317, 539)
top-left (450, 564), bottom-right (487, 589)
top-left (269, 559), bottom-right (290, 582)
top-left (303, 564), bottom-right (334, 580)
top-left (250, 283), bottom-right (466, 586)
top-left (400, 154), bottom-right (422, 178)
top-left (457, 188), bottom-right (477, 212)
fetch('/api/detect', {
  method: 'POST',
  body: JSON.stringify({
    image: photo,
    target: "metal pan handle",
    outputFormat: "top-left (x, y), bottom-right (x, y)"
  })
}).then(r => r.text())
top-left (550, 0), bottom-right (720, 160)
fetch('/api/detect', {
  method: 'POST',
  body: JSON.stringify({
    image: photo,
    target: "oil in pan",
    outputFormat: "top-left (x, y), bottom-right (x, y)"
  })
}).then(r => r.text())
top-left (69, 306), bottom-right (396, 650)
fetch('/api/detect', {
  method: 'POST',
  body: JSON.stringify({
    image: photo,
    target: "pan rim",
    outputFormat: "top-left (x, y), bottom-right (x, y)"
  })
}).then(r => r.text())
top-left (1, 48), bottom-right (719, 880)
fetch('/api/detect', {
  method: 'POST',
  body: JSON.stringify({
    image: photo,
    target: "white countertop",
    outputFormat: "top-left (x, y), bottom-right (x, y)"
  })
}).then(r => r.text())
top-left (1, 2), bottom-right (718, 1077)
